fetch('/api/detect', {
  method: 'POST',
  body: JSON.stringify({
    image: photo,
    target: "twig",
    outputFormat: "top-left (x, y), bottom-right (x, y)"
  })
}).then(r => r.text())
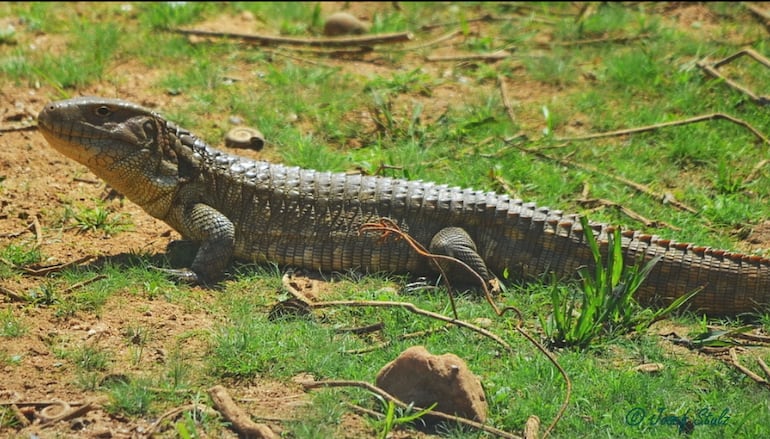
top-left (61, 275), bottom-right (107, 295)
top-left (498, 75), bottom-right (517, 125)
top-left (731, 330), bottom-right (770, 343)
top-left (360, 218), bottom-right (460, 319)
top-left (303, 379), bottom-right (523, 439)
top-left (0, 285), bottom-right (27, 302)
top-left (387, 29), bottom-right (460, 52)
top-left (32, 216), bottom-right (42, 248)
top-left (171, 27), bottom-right (413, 47)
top-left (555, 112), bottom-right (770, 146)
top-left (728, 348), bottom-right (770, 389)
top-left (426, 51), bottom-right (510, 62)
top-left (343, 327), bottom-right (448, 354)
top-left (0, 220), bottom-right (39, 239)
top-left (745, 3), bottom-right (770, 32)
top-left (208, 385), bottom-right (278, 439)
top-left (264, 49), bottom-right (335, 67)
top-left (507, 141), bottom-right (699, 215)
top-left (303, 299), bottom-right (512, 353)
top-left (524, 415), bottom-right (541, 439)
top-left (38, 400), bottom-right (96, 426)
top-left (697, 49), bottom-right (770, 105)
top-left (577, 197), bottom-right (680, 230)
top-left (18, 255), bottom-right (95, 276)
top-left (419, 14), bottom-right (498, 31)
top-left (547, 33), bottom-right (651, 47)
top-left (335, 321), bottom-right (385, 335)
top-left (0, 125), bottom-right (37, 133)
top-left (743, 159), bottom-right (769, 185)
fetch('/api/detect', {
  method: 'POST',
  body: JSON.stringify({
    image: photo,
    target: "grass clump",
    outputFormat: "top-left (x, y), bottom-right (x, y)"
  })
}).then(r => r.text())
top-left (541, 217), bottom-right (699, 349)
top-left (0, 309), bottom-right (27, 338)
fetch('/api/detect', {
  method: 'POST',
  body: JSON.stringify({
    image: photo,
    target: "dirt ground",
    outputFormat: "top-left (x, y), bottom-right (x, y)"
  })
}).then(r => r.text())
top-left (1, 2), bottom-right (767, 438)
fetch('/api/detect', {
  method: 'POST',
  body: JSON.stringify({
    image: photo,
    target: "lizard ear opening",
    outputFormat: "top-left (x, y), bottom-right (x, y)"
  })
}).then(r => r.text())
top-left (143, 120), bottom-right (158, 140)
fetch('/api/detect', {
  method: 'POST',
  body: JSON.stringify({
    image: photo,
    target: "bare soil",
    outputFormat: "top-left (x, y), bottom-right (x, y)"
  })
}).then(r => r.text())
top-left (1, 2), bottom-right (767, 438)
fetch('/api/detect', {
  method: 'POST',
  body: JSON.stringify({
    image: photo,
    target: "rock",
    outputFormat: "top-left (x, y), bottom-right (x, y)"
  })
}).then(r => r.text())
top-left (375, 345), bottom-right (487, 422)
top-left (323, 12), bottom-right (369, 36)
top-left (225, 126), bottom-right (265, 150)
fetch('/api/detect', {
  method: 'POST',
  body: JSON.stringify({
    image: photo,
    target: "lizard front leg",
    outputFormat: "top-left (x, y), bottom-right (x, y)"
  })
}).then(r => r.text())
top-left (165, 202), bottom-right (235, 284)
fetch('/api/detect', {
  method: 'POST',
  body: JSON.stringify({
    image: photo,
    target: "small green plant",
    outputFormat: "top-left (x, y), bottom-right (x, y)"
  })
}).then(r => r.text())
top-left (69, 345), bottom-right (111, 372)
top-left (0, 350), bottom-right (22, 367)
top-left (124, 326), bottom-right (150, 365)
top-left (541, 216), bottom-right (699, 349)
top-left (1, 243), bottom-right (41, 265)
top-left (0, 309), bottom-right (26, 338)
top-left (375, 397), bottom-right (437, 439)
top-left (67, 204), bottom-right (131, 235)
top-left (105, 379), bottom-right (154, 416)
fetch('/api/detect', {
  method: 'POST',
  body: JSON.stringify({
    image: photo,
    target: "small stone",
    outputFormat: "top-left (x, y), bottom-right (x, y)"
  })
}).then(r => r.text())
top-left (375, 345), bottom-right (488, 422)
top-left (323, 12), bottom-right (369, 36)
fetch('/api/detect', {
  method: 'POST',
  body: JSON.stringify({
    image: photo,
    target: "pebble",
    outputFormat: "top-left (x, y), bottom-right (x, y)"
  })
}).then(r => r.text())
top-left (323, 12), bottom-right (369, 36)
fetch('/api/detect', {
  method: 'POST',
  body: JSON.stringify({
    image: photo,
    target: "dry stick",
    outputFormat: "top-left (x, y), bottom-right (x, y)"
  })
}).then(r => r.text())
top-left (426, 51), bottom-right (510, 62)
top-left (577, 197), bottom-right (680, 230)
top-left (359, 219), bottom-right (570, 439)
top-left (362, 219), bottom-right (505, 317)
top-left (303, 379), bottom-right (523, 439)
top-left (697, 49), bottom-right (770, 105)
top-left (18, 255), bottom-right (95, 276)
top-left (745, 3), bottom-right (770, 32)
top-left (208, 385), bottom-right (279, 439)
top-left (0, 125), bottom-right (37, 133)
top-left (308, 299), bottom-right (512, 352)
top-left (728, 348), bottom-right (770, 388)
top-left (731, 330), bottom-right (770, 343)
top-left (335, 321), bottom-right (385, 335)
top-left (344, 327), bottom-right (448, 354)
top-left (743, 159), bottom-right (770, 185)
top-left (0, 285), bottom-right (27, 302)
top-left (61, 275), bottom-right (107, 295)
top-left (524, 415), bottom-right (541, 439)
top-left (32, 216), bottom-right (42, 248)
top-left (510, 143), bottom-right (699, 215)
top-left (757, 357), bottom-right (770, 378)
top-left (498, 75), bottom-right (517, 125)
top-left (419, 14), bottom-right (499, 31)
top-left (389, 29), bottom-right (460, 52)
top-left (548, 33), bottom-right (651, 47)
top-left (171, 27), bottom-right (413, 47)
top-left (555, 113), bottom-right (770, 145)
top-left (266, 49), bottom-right (335, 67)
top-left (38, 401), bottom-right (95, 427)
top-left (360, 218), bottom-right (460, 319)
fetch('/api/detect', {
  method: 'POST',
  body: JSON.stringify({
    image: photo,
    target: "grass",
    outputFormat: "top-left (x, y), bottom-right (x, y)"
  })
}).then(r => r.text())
top-left (3, 1), bottom-right (770, 437)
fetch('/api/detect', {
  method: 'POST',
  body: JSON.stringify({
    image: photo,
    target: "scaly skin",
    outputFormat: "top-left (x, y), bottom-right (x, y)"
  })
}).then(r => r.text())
top-left (37, 97), bottom-right (770, 315)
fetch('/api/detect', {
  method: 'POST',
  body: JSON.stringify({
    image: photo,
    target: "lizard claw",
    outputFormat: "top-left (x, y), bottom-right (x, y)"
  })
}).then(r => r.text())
top-left (153, 266), bottom-right (202, 285)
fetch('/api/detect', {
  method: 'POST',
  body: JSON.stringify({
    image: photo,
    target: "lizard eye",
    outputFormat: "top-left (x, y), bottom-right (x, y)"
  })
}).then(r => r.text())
top-left (94, 105), bottom-right (112, 117)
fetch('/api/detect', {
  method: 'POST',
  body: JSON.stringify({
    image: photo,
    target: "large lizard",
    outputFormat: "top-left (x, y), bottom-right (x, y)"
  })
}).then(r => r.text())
top-left (37, 97), bottom-right (770, 315)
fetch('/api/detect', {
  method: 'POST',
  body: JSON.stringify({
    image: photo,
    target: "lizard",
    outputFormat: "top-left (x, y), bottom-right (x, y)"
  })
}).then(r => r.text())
top-left (36, 97), bottom-right (770, 316)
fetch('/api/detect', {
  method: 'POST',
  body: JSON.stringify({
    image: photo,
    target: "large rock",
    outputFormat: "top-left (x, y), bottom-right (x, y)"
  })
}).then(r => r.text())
top-left (375, 346), bottom-right (488, 422)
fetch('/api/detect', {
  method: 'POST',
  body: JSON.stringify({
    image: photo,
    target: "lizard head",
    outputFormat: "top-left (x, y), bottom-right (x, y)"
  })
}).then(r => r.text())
top-left (38, 97), bottom-right (182, 218)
